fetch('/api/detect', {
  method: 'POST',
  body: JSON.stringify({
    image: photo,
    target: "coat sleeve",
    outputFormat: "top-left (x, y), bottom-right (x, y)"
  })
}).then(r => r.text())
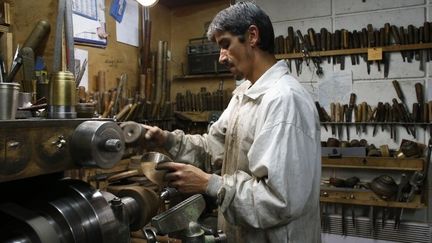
top-left (217, 120), bottom-right (320, 229)
top-left (164, 108), bottom-right (231, 170)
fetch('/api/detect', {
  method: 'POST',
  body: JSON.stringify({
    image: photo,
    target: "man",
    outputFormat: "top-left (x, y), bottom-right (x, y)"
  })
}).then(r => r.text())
top-left (144, 2), bottom-right (321, 242)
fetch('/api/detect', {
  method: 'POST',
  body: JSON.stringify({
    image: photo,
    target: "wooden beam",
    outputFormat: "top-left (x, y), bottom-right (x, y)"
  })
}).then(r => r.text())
top-left (322, 157), bottom-right (424, 171)
top-left (320, 188), bottom-right (425, 209)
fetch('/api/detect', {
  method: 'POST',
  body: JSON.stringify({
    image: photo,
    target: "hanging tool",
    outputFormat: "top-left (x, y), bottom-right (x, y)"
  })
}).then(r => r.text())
top-left (369, 206), bottom-right (375, 236)
top-left (53, 0), bottom-right (75, 74)
top-left (286, 27), bottom-right (295, 73)
top-left (361, 102), bottom-right (368, 133)
top-left (355, 104), bottom-right (361, 135)
top-left (346, 93), bottom-right (356, 141)
top-left (75, 59), bottom-right (87, 87)
top-left (391, 25), bottom-right (404, 61)
top-left (415, 83), bottom-right (424, 123)
top-left (392, 98), bottom-right (412, 136)
top-left (330, 102), bottom-right (336, 136)
top-left (383, 23), bottom-right (391, 77)
top-left (400, 26), bottom-right (410, 62)
top-left (367, 24), bottom-right (375, 74)
top-left (352, 30), bottom-right (361, 65)
top-left (294, 36), bottom-right (302, 76)
top-left (326, 31), bottom-right (331, 63)
top-left (375, 29), bottom-right (381, 72)
top-left (372, 102), bottom-right (384, 137)
top-left (296, 29), bottom-right (323, 76)
top-left (350, 196), bottom-right (356, 230)
top-left (407, 25), bottom-right (415, 62)
top-left (394, 173), bottom-right (409, 229)
top-left (315, 102), bottom-right (328, 131)
top-left (341, 204), bottom-right (347, 236)
top-left (392, 80), bottom-right (416, 137)
top-left (335, 103), bottom-right (343, 139)
top-left (424, 22), bottom-right (431, 62)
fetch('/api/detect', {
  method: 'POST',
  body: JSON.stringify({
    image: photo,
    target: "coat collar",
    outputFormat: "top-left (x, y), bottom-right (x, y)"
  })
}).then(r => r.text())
top-left (243, 60), bottom-right (289, 100)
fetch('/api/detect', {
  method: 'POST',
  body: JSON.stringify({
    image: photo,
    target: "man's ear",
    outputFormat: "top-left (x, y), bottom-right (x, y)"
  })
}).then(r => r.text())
top-left (248, 25), bottom-right (259, 47)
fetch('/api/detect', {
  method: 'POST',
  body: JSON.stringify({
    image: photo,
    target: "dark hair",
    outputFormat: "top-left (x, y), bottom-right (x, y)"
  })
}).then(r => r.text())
top-left (207, 2), bottom-right (275, 54)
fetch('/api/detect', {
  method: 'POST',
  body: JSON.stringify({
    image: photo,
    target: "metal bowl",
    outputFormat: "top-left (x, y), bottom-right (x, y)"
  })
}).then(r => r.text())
top-left (141, 152), bottom-right (172, 163)
top-left (370, 175), bottom-right (398, 200)
top-left (140, 152), bottom-right (172, 186)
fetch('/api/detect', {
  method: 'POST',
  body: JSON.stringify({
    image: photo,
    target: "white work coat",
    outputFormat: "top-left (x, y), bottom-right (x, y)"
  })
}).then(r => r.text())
top-left (165, 60), bottom-right (321, 243)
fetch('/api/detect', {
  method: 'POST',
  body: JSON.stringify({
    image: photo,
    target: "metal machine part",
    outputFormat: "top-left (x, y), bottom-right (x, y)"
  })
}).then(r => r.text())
top-left (0, 179), bottom-right (160, 243)
top-left (116, 186), bottom-right (161, 231)
top-left (0, 132), bottom-right (31, 175)
top-left (120, 121), bottom-right (147, 144)
top-left (70, 120), bottom-right (125, 168)
top-left (48, 71), bottom-right (77, 119)
top-left (370, 175), bottom-right (398, 200)
top-left (152, 194), bottom-right (206, 235)
top-left (148, 194), bottom-right (226, 243)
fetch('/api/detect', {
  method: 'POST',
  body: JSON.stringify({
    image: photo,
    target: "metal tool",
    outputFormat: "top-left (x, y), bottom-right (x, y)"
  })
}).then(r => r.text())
top-left (341, 204), bottom-right (347, 236)
top-left (53, 0), bottom-right (74, 73)
top-left (148, 194), bottom-right (227, 243)
top-left (394, 173), bottom-right (409, 229)
top-left (346, 93), bottom-right (356, 141)
top-left (370, 206), bottom-right (375, 236)
top-left (75, 59), bottom-right (87, 87)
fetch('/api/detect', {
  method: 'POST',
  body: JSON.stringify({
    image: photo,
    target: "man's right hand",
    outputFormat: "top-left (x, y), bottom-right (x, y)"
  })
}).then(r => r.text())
top-left (142, 124), bottom-right (169, 147)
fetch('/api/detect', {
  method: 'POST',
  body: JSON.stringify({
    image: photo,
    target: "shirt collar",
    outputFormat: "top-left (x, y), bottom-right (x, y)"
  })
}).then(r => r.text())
top-left (243, 60), bottom-right (289, 100)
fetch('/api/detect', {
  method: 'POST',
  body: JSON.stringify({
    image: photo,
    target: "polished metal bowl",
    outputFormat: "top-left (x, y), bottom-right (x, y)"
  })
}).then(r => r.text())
top-left (140, 152), bottom-right (172, 186)
top-left (141, 151), bottom-right (172, 163)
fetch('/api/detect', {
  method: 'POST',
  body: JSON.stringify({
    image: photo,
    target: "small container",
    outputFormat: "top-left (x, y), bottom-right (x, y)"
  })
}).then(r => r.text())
top-left (48, 71), bottom-right (77, 119)
top-left (0, 83), bottom-right (20, 120)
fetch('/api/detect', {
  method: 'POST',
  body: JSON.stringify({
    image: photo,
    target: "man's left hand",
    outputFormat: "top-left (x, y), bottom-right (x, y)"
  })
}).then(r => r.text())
top-left (156, 162), bottom-right (211, 194)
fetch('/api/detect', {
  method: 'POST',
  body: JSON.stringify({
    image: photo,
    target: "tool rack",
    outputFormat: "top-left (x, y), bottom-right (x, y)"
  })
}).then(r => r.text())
top-left (276, 43), bottom-right (432, 60)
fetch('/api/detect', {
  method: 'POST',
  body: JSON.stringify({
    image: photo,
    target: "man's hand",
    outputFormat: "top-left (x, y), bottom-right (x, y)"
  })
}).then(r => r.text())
top-left (156, 162), bottom-right (211, 194)
top-left (142, 124), bottom-right (168, 147)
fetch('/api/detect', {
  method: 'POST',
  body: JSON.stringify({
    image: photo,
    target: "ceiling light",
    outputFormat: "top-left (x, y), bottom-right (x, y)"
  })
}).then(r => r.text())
top-left (136, 0), bottom-right (159, 7)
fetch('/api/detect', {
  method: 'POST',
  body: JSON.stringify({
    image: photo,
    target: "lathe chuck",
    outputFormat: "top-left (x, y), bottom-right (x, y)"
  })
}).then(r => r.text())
top-left (70, 121), bottom-right (125, 168)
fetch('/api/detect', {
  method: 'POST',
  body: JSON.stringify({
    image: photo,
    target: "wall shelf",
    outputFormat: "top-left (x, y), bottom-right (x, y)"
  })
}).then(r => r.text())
top-left (173, 73), bottom-right (232, 80)
top-left (322, 157), bottom-right (424, 171)
top-left (320, 187), bottom-right (425, 209)
top-left (275, 43), bottom-right (432, 59)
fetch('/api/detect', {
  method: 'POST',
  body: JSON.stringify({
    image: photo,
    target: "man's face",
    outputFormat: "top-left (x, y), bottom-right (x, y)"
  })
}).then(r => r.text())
top-left (214, 31), bottom-right (252, 80)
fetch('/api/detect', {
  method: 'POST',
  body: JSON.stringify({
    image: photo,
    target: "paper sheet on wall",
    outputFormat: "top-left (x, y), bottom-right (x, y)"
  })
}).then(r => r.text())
top-left (318, 70), bottom-right (352, 109)
top-left (72, 0), bottom-right (107, 46)
top-left (116, 0), bottom-right (139, 47)
top-left (74, 48), bottom-right (89, 90)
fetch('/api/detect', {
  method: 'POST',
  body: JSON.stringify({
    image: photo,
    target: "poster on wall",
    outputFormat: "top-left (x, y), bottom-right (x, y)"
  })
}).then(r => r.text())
top-left (116, 0), bottom-right (139, 47)
top-left (72, 0), bottom-right (108, 47)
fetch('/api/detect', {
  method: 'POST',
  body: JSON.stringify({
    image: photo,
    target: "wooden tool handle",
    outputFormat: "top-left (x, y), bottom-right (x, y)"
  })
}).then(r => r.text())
top-left (415, 83), bottom-right (424, 104)
top-left (392, 80), bottom-right (404, 101)
top-left (349, 93), bottom-right (356, 107)
top-left (391, 25), bottom-right (401, 44)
